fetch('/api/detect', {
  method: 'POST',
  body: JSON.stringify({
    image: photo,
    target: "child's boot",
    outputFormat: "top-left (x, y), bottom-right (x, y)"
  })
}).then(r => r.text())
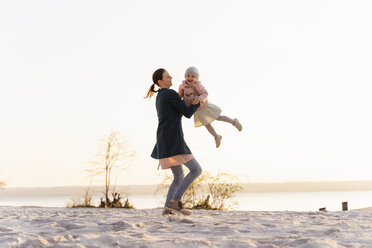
top-left (233, 118), bottom-right (242, 131)
top-left (215, 135), bottom-right (222, 148)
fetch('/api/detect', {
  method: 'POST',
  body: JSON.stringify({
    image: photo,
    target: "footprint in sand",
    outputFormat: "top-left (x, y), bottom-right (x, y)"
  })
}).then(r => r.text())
top-left (0, 227), bottom-right (13, 232)
top-left (325, 228), bottom-right (341, 235)
top-left (167, 216), bottom-right (195, 224)
top-left (109, 221), bottom-right (135, 231)
top-left (261, 223), bottom-right (276, 228)
top-left (59, 223), bottom-right (85, 230)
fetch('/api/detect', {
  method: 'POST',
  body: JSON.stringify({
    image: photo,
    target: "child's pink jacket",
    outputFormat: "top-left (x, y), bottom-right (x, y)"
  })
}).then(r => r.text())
top-left (178, 80), bottom-right (208, 111)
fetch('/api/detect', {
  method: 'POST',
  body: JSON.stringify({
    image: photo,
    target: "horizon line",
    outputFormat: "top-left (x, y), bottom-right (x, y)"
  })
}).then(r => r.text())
top-left (4, 180), bottom-right (372, 189)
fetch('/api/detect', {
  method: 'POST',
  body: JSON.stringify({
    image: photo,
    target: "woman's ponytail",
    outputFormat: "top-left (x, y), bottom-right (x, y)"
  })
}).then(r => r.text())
top-left (144, 83), bottom-right (158, 99)
top-left (144, 68), bottom-right (165, 99)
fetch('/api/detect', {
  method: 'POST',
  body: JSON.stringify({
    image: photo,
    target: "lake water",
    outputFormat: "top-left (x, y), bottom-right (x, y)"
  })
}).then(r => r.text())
top-left (1, 191), bottom-right (372, 211)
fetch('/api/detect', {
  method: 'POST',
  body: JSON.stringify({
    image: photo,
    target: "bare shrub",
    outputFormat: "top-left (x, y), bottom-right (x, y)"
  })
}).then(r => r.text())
top-left (99, 192), bottom-right (134, 209)
top-left (67, 188), bottom-right (94, 208)
top-left (207, 172), bottom-right (242, 210)
top-left (87, 130), bottom-right (135, 208)
top-left (156, 170), bottom-right (242, 210)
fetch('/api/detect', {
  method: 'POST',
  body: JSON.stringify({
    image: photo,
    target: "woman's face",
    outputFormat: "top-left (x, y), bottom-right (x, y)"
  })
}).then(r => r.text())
top-left (158, 70), bottom-right (173, 89)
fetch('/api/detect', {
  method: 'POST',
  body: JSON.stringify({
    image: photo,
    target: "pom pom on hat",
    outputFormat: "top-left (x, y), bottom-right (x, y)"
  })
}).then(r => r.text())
top-left (185, 66), bottom-right (200, 80)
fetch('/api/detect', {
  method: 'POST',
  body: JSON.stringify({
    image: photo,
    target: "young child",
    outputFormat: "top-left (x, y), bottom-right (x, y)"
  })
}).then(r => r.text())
top-left (178, 66), bottom-right (242, 148)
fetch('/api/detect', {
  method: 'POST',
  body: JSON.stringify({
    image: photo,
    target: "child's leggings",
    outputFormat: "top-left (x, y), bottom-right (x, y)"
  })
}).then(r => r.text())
top-left (205, 115), bottom-right (235, 137)
top-left (164, 158), bottom-right (202, 207)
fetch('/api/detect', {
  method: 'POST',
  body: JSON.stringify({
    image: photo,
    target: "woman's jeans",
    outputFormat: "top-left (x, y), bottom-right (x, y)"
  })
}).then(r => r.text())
top-left (164, 158), bottom-right (202, 207)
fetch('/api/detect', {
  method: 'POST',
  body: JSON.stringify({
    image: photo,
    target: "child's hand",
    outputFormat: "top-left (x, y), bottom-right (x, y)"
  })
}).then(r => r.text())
top-left (192, 99), bottom-right (200, 105)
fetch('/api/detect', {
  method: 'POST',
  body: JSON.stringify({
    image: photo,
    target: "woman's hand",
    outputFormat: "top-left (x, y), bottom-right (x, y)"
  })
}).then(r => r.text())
top-left (192, 99), bottom-right (200, 105)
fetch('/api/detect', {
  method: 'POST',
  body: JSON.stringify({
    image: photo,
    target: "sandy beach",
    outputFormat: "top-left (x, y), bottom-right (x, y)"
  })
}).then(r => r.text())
top-left (1, 206), bottom-right (372, 247)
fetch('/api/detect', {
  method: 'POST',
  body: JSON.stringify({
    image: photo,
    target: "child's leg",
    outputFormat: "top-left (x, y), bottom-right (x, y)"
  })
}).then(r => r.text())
top-left (217, 115), bottom-right (234, 124)
top-left (205, 123), bottom-right (218, 138)
top-left (217, 115), bottom-right (242, 131)
top-left (205, 123), bottom-right (222, 148)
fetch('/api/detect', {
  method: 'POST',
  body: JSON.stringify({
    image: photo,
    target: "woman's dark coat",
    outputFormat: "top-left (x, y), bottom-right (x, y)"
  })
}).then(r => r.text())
top-left (151, 88), bottom-right (200, 159)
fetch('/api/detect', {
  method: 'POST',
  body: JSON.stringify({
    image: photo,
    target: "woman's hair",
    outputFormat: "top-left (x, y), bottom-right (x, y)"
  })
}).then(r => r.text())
top-left (145, 68), bottom-right (165, 99)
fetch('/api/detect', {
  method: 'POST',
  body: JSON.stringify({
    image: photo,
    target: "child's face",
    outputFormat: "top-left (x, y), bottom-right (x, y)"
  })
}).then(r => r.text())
top-left (185, 73), bottom-right (197, 85)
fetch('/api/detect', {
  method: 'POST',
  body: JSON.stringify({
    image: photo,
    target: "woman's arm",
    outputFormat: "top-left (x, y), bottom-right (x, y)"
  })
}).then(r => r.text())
top-left (169, 89), bottom-right (200, 118)
top-left (178, 84), bottom-right (184, 99)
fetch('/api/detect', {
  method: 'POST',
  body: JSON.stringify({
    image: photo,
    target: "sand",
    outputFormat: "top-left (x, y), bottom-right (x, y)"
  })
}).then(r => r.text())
top-left (1, 206), bottom-right (372, 247)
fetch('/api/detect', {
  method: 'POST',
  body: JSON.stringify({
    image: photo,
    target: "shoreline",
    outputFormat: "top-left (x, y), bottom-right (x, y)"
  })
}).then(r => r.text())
top-left (1, 204), bottom-right (371, 212)
top-left (2, 190), bottom-right (372, 212)
top-left (3, 180), bottom-right (372, 197)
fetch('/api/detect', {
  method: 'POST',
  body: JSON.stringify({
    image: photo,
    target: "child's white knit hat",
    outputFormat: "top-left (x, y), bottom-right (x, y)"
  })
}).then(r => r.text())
top-left (185, 66), bottom-right (200, 80)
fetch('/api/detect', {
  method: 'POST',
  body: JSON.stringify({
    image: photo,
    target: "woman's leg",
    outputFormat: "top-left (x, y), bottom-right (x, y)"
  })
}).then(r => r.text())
top-left (164, 165), bottom-right (184, 207)
top-left (172, 159), bottom-right (202, 201)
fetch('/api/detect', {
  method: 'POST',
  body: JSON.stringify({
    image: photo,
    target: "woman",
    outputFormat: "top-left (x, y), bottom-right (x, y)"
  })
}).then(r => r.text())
top-left (145, 68), bottom-right (202, 215)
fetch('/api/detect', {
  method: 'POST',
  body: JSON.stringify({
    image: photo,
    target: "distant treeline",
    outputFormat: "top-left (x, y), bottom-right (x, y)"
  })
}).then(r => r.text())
top-left (3, 181), bottom-right (372, 197)
top-left (242, 181), bottom-right (372, 192)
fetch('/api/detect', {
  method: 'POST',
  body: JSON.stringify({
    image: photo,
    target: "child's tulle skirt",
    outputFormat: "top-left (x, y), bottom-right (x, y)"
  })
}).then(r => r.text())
top-left (194, 102), bottom-right (222, 127)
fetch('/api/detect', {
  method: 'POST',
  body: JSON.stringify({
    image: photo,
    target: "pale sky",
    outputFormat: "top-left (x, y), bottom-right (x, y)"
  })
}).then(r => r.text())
top-left (1, 0), bottom-right (372, 187)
